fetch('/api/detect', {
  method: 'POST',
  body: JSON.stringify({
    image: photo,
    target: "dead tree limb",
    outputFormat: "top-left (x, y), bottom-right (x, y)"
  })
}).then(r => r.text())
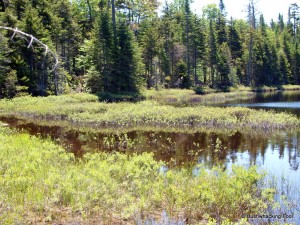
top-left (0, 26), bottom-right (60, 94)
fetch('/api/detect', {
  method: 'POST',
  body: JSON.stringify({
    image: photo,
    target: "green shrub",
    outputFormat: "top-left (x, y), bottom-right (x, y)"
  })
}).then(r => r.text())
top-left (0, 127), bottom-right (274, 224)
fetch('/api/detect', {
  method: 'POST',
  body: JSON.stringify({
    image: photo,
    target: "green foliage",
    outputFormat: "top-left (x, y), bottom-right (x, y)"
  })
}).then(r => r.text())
top-left (4, 70), bottom-right (18, 98)
top-left (2, 0), bottom-right (300, 97)
top-left (0, 32), bottom-right (11, 97)
top-left (84, 65), bottom-right (102, 93)
top-left (0, 126), bottom-right (274, 223)
top-left (97, 92), bottom-right (145, 102)
top-left (112, 20), bottom-right (141, 93)
top-left (0, 94), bottom-right (298, 132)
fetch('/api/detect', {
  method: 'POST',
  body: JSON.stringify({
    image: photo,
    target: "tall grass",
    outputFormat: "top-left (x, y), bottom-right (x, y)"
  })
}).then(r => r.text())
top-left (144, 88), bottom-right (255, 105)
top-left (0, 94), bottom-right (298, 132)
top-left (145, 85), bottom-right (300, 105)
top-left (0, 127), bottom-right (274, 224)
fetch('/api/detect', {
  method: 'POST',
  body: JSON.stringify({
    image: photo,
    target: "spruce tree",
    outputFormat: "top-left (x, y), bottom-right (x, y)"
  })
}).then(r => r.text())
top-left (0, 32), bottom-right (10, 97)
top-left (94, 1), bottom-right (114, 92)
top-left (208, 19), bottom-right (218, 87)
top-left (112, 20), bottom-right (139, 93)
top-left (140, 21), bottom-right (158, 88)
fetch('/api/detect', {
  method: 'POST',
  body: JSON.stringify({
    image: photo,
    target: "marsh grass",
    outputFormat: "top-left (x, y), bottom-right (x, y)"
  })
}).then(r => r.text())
top-left (0, 94), bottom-right (298, 132)
top-left (0, 127), bottom-right (276, 224)
top-left (144, 89), bottom-right (255, 105)
top-left (145, 85), bottom-right (300, 105)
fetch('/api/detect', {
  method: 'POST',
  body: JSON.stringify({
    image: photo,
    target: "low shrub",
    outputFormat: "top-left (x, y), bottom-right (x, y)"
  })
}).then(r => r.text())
top-left (0, 127), bottom-right (274, 224)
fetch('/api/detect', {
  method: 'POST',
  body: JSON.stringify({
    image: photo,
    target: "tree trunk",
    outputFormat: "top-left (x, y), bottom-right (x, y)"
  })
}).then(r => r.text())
top-left (86, 0), bottom-right (93, 24)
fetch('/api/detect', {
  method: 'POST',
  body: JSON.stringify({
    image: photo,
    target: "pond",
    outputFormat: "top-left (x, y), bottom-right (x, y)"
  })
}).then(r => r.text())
top-left (1, 90), bottom-right (300, 224)
top-left (219, 90), bottom-right (300, 116)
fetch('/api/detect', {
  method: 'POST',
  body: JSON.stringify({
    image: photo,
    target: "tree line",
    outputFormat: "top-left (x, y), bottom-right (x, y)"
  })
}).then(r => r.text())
top-left (1, 0), bottom-right (300, 98)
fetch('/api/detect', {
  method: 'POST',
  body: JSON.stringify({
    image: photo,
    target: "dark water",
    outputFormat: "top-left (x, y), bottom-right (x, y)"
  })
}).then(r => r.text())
top-left (220, 90), bottom-right (300, 116)
top-left (2, 116), bottom-right (299, 168)
top-left (1, 90), bottom-right (300, 223)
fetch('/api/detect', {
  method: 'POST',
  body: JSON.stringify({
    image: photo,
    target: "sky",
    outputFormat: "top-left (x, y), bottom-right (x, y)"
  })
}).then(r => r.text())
top-left (161, 0), bottom-right (298, 23)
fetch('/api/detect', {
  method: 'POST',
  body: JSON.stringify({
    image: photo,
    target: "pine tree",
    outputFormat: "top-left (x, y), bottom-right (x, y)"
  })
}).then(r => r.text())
top-left (190, 16), bottom-right (206, 84)
top-left (217, 43), bottom-right (231, 89)
top-left (0, 32), bottom-right (10, 97)
top-left (246, 0), bottom-right (256, 86)
top-left (183, 0), bottom-right (192, 86)
top-left (94, 1), bottom-right (114, 92)
top-left (278, 50), bottom-right (291, 84)
top-left (140, 21), bottom-right (158, 88)
top-left (4, 69), bottom-right (18, 98)
top-left (216, 0), bottom-right (227, 45)
top-left (208, 19), bottom-right (218, 87)
top-left (112, 20), bottom-right (140, 93)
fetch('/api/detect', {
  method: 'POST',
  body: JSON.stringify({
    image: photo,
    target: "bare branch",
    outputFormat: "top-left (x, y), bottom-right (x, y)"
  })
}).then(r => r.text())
top-left (0, 26), bottom-right (60, 95)
top-left (0, 26), bottom-right (59, 70)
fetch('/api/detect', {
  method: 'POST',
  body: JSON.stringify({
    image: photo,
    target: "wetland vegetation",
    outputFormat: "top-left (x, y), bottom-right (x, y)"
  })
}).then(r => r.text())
top-left (0, 126), bottom-right (278, 224)
top-left (0, 93), bottom-right (299, 133)
top-left (0, 91), bottom-right (300, 224)
top-left (2, 0), bottom-right (300, 223)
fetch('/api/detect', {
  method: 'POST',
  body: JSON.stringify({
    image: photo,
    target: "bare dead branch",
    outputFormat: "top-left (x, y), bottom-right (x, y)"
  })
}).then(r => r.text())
top-left (0, 26), bottom-right (60, 95)
top-left (0, 26), bottom-right (59, 70)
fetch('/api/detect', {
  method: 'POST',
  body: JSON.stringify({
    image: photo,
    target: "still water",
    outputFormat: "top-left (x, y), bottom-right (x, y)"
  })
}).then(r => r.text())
top-left (221, 90), bottom-right (300, 116)
top-left (1, 90), bottom-right (300, 223)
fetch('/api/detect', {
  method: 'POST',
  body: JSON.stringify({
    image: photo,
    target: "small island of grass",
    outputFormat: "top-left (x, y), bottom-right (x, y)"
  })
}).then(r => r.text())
top-left (0, 93), bottom-right (298, 133)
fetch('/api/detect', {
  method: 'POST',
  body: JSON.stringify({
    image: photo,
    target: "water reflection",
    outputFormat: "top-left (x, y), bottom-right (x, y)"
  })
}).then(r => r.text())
top-left (1, 116), bottom-right (299, 174)
top-left (219, 90), bottom-right (300, 116)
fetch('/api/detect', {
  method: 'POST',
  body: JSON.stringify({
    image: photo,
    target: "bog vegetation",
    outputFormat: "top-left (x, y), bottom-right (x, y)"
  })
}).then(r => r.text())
top-left (0, 126), bottom-right (275, 224)
top-left (1, 0), bottom-right (300, 224)
top-left (0, 93), bottom-right (299, 132)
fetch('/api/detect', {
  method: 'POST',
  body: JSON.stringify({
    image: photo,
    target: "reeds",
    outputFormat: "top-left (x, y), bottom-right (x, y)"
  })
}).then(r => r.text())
top-left (0, 94), bottom-right (298, 132)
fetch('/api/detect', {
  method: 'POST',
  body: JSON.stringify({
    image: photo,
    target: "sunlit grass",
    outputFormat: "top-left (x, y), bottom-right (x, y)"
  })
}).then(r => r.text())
top-left (0, 93), bottom-right (298, 132)
top-left (0, 127), bottom-right (274, 224)
top-left (145, 85), bottom-right (300, 105)
top-left (144, 88), bottom-right (255, 105)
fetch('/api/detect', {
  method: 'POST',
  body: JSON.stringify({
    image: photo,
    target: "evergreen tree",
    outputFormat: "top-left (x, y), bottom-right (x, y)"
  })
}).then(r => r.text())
top-left (94, 1), bottom-right (114, 92)
top-left (278, 50), bottom-right (291, 84)
top-left (217, 43), bottom-right (231, 89)
top-left (140, 21), bottom-right (158, 88)
top-left (4, 69), bottom-right (18, 98)
top-left (0, 32), bottom-right (10, 97)
top-left (208, 19), bottom-right (218, 87)
top-left (216, 0), bottom-right (227, 45)
top-left (112, 20), bottom-right (140, 93)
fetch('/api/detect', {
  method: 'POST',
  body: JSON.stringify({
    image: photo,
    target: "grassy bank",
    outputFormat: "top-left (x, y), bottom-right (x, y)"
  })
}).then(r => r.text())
top-left (0, 94), bottom-right (298, 132)
top-left (144, 88), bottom-right (255, 105)
top-left (0, 127), bottom-right (273, 224)
top-left (144, 85), bottom-right (300, 105)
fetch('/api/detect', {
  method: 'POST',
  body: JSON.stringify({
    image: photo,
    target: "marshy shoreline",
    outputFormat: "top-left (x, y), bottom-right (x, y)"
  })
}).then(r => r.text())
top-left (0, 91), bottom-right (299, 224)
top-left (0, 92), bottom-right (299, 133)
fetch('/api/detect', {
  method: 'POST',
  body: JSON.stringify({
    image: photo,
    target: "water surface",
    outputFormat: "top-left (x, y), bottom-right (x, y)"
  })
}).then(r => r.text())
top-left (220, 90), bottom-right (300, 116)
top-left (1, 90), bottom-right (300, 223)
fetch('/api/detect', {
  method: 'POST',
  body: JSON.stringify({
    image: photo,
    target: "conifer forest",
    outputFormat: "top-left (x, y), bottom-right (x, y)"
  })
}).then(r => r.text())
top-left (1, 0), bottom-right (300, 97)
top-left (2, 1), bottom-right (300, 224)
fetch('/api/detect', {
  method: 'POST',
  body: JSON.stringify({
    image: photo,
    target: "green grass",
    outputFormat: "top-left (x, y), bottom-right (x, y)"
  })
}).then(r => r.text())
top-left (0, 93), bottom-right (298, 132)
top-left (281, 84), bottom-right (300, 90)
top-left (0, 127), bottom-right (274, 224)
top-left (144, 88), bottom-right (255, 105)
top-left (145, 85), bottom-right (300, 105)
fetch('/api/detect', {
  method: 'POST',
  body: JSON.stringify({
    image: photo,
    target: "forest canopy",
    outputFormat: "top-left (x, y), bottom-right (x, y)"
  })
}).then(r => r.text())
top-left (0, 0), bottom-right (300, 98)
